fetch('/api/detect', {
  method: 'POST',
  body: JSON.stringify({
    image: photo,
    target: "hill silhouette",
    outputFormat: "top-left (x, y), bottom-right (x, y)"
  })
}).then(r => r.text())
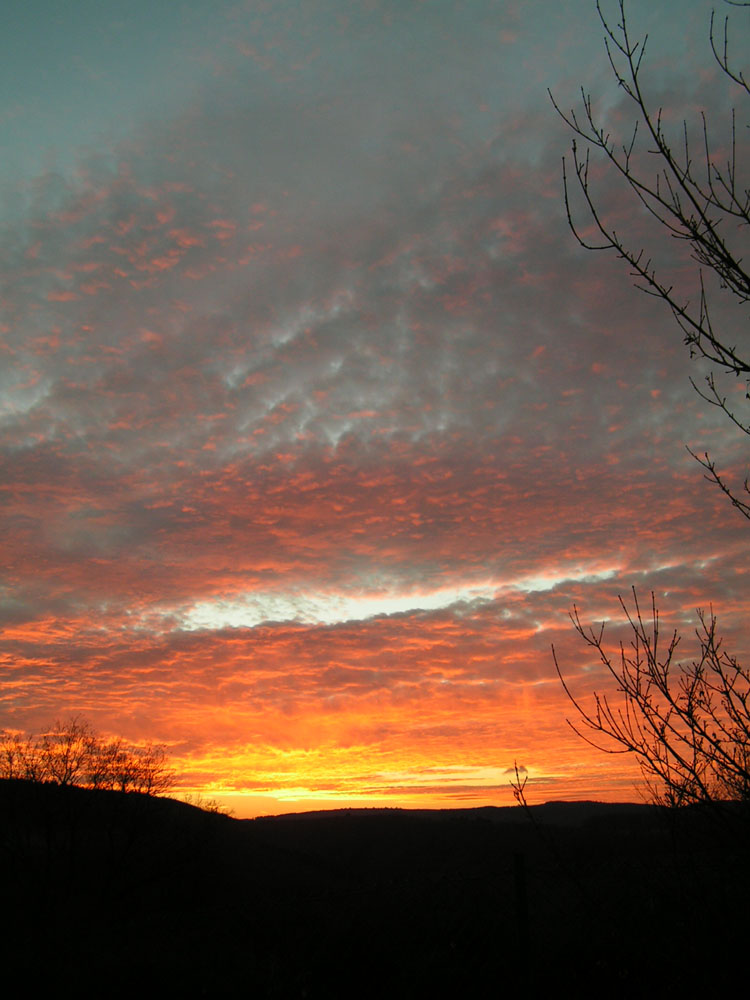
top-left (1, 779), bottom-right (745, 995)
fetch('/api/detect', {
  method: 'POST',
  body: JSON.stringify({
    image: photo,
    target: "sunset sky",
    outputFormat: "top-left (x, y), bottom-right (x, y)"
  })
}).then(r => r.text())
top-left (2, 0), bottom-right (749, 817)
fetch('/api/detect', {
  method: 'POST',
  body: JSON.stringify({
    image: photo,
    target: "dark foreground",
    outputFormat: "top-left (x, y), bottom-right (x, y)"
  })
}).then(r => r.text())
top-left (1, 779), bottom-right (746, 996)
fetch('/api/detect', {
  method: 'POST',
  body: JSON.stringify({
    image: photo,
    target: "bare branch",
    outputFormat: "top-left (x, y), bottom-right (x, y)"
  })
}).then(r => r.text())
top-left (551, 0), bottom-right (750, 518)
top-left (556, 591), bottom-right (750, 816)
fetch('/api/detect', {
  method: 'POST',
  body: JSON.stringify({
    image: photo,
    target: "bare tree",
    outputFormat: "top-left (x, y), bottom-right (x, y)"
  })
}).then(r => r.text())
top-left (0, 730), bottom-right (36, 781)
top-left (37, 717), bottom-right (97, 787)
top-left (549, 2), bottom-right (750, 815)
top-left (551, 0), bottom-right (750, 516)
top-left (86, 737), bottom-right (132, 791)
top-left (128, 743), bottom-right (175, 796)
top-left (554, 590), bottom-right (750, 813)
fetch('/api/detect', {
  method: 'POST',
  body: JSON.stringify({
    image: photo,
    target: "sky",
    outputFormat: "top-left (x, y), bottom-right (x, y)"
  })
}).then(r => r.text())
top-left (2, 0), bottom-right (749, 817)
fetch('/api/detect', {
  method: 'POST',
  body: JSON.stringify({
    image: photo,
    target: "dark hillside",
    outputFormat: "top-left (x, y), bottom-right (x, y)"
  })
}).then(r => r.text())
top-left (1, 780), bottom-right (745, 995)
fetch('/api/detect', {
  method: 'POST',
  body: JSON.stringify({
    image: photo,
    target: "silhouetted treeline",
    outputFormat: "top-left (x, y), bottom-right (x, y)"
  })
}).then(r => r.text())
top-left (0, 717), bottom-right (173, 794)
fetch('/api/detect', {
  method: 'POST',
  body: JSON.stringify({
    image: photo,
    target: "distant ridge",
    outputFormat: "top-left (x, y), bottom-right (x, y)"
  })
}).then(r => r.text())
top-left (1, 778), bottom-right (741, 995)
top-left (250, 799), bottom-right (650, 826)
